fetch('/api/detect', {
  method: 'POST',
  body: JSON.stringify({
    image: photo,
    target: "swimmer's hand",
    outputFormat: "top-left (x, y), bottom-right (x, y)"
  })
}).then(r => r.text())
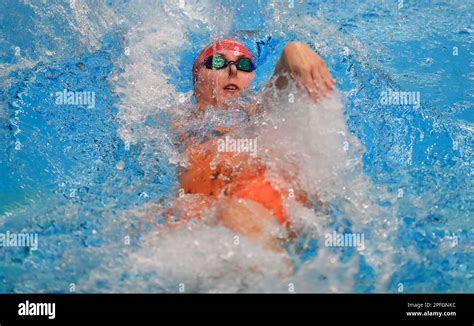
top-left (216, 197), bottom-right (294, 277)
top-left (272, 42), bottom-right (335, 102)
top-left (216, 197), bottom-right (285, 252)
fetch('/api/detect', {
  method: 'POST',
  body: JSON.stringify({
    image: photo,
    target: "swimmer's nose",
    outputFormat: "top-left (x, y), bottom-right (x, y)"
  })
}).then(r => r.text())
top-left (228, 63), bottom-right (238, 76)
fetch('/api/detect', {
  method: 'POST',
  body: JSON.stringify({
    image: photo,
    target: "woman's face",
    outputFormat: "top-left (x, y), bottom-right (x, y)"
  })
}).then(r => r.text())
top-left (194, 49), bottom-right (256, 109)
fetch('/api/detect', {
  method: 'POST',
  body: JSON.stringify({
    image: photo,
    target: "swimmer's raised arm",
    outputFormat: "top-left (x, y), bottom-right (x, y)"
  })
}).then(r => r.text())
top-left (268, 42), bottom-right (335, 102)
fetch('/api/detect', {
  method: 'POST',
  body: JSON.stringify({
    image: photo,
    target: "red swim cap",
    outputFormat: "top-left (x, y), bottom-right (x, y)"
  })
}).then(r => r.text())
top-left (192, 38), bottom-right (253, 82)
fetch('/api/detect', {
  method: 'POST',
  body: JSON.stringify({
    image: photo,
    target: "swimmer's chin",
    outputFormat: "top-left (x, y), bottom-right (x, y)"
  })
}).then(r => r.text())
top-left (200, 89), bottom-right (251, 110)
top-left (212, 93), bottom-right (244, 109)
top-left (220, 90), bottom-right (242, 101)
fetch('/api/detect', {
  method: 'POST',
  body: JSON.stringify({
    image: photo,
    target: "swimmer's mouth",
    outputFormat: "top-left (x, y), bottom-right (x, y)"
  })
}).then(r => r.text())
top-left (223, 84), bottom-right (240, 92)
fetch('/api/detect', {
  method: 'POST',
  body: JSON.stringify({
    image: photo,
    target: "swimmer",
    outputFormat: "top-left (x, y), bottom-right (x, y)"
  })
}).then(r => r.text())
top-left (168, 38), bottom-right (334, 254)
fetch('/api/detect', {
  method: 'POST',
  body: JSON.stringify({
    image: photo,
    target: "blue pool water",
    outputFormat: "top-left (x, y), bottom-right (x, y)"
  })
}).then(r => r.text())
top-left (0, 0), bottom-right (472, 292)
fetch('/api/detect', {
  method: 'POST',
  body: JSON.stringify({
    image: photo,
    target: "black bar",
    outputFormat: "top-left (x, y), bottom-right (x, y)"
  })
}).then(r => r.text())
top-left (0, 294), bottom-right (472, 323)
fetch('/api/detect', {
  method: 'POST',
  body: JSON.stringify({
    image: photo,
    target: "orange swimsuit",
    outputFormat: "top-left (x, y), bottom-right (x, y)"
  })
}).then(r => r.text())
top-left (174, 113), bottom-right (309, 225)
top-left (178, 136), bottom-right (310, 225)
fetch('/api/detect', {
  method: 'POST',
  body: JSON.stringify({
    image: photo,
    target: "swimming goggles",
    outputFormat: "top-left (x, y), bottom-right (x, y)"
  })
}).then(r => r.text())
top-left (203, 55), bottom-right (256, 72)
